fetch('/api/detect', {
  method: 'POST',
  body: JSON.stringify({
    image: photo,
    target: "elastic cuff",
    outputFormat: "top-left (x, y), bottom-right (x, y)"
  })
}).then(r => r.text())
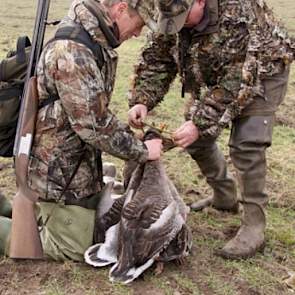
top-left (128, 92), bottom-right (154, 112)
top-left (137, 146), bottom-right (149, 164)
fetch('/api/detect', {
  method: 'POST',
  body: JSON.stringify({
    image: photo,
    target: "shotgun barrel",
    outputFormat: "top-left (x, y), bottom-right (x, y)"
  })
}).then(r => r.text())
top-left (14, 0), bottom-right (50, 155)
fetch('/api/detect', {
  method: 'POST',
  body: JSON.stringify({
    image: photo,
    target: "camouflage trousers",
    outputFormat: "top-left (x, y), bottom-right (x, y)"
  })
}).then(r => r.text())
top-left (186, 66), bottom-right (290, 207)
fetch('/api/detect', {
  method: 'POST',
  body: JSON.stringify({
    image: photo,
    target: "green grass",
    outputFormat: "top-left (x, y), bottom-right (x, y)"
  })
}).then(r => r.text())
top-left (1, 0), bottom-right (295, 294)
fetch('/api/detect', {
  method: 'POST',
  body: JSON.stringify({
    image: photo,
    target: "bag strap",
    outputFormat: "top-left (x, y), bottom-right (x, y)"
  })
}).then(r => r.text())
top-left (0, 85), bottom-right (23, 102)
top-left (16, 36), bottom-right (31, 64)
top-left (38, 93), bottom-right (59, 109)
top-left (0, 36), bottom-right (31, 82)
top-left (52, 25), bottom-right (104, 69)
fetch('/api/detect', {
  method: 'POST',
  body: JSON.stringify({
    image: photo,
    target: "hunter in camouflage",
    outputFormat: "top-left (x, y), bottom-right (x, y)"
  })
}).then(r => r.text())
top-left (128, 0), bottom-right (295, 259)
top-left (12, 0), bottom-right (162, 261)
top-left (29, 0), bottom-right (161, 202)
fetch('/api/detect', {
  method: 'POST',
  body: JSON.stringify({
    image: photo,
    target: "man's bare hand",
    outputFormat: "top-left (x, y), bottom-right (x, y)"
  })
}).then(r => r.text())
top-left (144, 139), bottom-right (163, 161)
top-left (173, 121), bottom-right (199, 148)
top-left (128, 104), bottom-right (148, 129)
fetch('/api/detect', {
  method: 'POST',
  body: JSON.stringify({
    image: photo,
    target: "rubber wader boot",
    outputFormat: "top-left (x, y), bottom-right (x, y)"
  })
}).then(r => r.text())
top-left (0, 193), bottom-right (12, 218)
top-left (190, 183), bottom-right (239, 213)
top-left (215, 202), bottom-right (266, 259)
top-left (187, 140), bottom-right (238, 213)
top-left (0, 216), bottom-right (11, 256)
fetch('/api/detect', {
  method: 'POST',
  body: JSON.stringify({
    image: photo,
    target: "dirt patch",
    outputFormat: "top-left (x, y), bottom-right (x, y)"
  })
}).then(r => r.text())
top-left (0, 260), bottom-right (117, 295)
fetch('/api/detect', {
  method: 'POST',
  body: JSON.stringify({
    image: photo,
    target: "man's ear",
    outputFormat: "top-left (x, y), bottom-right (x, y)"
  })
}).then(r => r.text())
top-left (117, 1), bottom-right (128, 16)
top-left (199, 0), bottom-right (206, 9)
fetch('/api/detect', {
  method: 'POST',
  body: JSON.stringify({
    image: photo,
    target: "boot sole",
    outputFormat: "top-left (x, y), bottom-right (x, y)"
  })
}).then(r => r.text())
top-left (214, 242), bottom-right (266, 260)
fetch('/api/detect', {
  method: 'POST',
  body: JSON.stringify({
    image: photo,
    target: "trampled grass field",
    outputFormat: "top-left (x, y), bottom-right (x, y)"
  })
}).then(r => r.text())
top-left (0, 1), bottom-right (295, 294)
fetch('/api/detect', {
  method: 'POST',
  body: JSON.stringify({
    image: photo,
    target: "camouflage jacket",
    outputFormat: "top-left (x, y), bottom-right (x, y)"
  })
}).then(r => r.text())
top-left (129, 0), bottom-right (295, 138)
top-left (28, 0), bottom-right (148, 201)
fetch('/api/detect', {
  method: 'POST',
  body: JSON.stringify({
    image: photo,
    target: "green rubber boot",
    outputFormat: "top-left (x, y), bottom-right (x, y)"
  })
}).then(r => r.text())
top-left (215, 202), bottom-right (265, 259)
top-left (0, 192), bottom-right (12, 218)
top-left (187, 139), bottom-right (238, 212)
top-left (0, 216), bottom-right (11, 256)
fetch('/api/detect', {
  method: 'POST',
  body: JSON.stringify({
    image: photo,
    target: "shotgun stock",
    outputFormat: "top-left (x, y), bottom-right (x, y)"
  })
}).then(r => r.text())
top-left (10, 0), bottom-right (51, 259)
top-left (10, 77), bottom-right (43, 259)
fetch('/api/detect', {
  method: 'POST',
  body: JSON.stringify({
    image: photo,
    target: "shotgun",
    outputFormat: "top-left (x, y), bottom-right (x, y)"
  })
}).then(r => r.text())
top-left (10, 0), bottom-right (51, 259)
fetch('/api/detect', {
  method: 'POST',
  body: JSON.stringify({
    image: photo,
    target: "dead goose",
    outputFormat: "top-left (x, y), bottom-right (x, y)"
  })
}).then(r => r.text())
top-left (85, 159), bottom-right (191, 284)
top-left (109, 160), bottom-right (191, 284)
top-left (85, 130), bottom-right (191, 283)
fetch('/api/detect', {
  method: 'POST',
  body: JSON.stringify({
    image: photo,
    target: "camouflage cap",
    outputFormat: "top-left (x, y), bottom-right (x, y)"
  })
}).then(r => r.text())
top-left (126, 0), bottom-right (158, 32)
top-left (157, 0), bottom-right (195, 34)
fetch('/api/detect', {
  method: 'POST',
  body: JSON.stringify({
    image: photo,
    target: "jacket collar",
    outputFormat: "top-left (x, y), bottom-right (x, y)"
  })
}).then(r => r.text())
top-left (66, 0), bottom-right (120, 49)
top-left (192, 0), bottom-right (219, 36)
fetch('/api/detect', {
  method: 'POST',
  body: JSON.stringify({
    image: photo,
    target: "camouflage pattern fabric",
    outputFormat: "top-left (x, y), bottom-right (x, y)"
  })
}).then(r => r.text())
top-left (126, 0), bottom-right (158, 31)
top-left (28, 0), bottom-right (148, 202)
top-left (129, 0), bottom-right (295, 138)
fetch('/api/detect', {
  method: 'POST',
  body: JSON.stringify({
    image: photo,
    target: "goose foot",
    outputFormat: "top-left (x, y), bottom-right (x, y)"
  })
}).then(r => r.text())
top-left (154, 261), bottom-right (164, 276)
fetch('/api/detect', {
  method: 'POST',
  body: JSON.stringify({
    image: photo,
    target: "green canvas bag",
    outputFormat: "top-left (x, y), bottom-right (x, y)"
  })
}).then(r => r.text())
top-left (0, 36), bottom-right (31, 157)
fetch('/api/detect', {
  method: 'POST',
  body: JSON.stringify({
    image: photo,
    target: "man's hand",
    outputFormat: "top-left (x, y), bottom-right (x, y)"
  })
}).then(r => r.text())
top-left (173, 120), bottom-right (199, 148)
top-left (128, 104), bottom-right (148, 129)
top-left (144, 139), bottom-right (163, 161)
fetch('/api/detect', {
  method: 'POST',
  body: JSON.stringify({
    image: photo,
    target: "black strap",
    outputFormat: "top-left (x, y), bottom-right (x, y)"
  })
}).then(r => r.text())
top-left (0, 86), bottom-right (23, 101)
top-left (53, 25), bottom-right (104, 69)
top-left (38, 94), bottom-right (59, 109)
top-left (97, 149), bottom-right (103, 185)
top-left (0, 36), bottom-right (31, 82)
top-left (16, 36), bottom-right (31, 64)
